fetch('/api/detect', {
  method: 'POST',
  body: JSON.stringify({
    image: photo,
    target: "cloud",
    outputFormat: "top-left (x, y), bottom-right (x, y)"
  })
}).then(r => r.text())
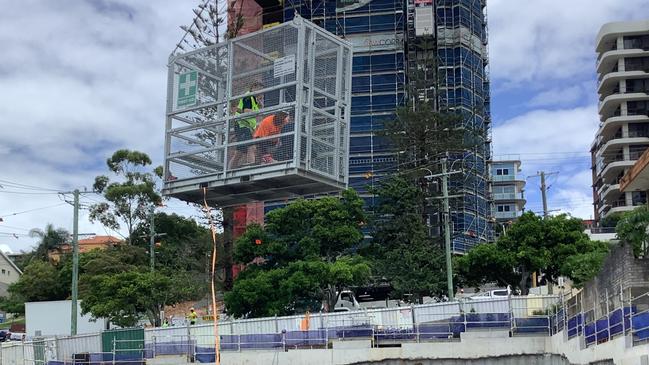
top-left (493, 106), bottom-right (600, 219)
top-left (527, 85), bottom-right (585, 108)
top-left (488, 0), bottom-right (649, 87)
top-left (0, 0), bottom-right (203, 252)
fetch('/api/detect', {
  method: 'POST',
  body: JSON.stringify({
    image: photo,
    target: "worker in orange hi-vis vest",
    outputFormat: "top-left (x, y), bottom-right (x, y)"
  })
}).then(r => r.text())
top-left (300, 311), bottom-right (311, 331)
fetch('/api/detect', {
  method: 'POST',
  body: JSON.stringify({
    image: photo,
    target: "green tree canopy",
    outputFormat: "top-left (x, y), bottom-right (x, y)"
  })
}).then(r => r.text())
top-left (615, 205), bottom-right (649, 257)
top-left (80, 270), bottom-right (201, 327)
top-left (89, 149), bottom-right (163, 244)
top-left (131, 213), bottom-right (211, 273)
top-left (225, 190), bottom-right (370, 318)
top-left (368, 175), bottom-right (446, 302)
top-left (456, 212), bottom-right (609, 293)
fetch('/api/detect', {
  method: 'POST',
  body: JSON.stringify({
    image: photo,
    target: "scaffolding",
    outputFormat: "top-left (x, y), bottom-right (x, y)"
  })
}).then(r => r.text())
top-left (433, 0), bottom-right (493, 251)
top-left (162, 17), bottom-right (353, 207)
top-left (283, 0), bottom-right (407, 199)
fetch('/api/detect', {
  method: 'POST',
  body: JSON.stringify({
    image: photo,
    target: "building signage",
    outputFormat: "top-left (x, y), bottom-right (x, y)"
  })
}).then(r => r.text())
top-left (414, 0), bottom-right (433, 4)
top-left (176, 71), bottom-right (198, 108)
top-left (273, 54), bottom-right (296, 78)
top-left (345, 33), bottom-right (404, 52)
top-left (336, 0), bottom-right (372, 12)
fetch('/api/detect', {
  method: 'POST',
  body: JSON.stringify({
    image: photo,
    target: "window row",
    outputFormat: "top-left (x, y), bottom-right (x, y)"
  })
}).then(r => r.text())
top-left (349, 135), bottom-right (394, 154)
top-left (353, 53), bottom-right (405, 74)
top-left (623, 35), bottom-right (649, 51)
top-left (438, 47), bottom-right (485, 70)
top-left (351, 93), bottom-right (405, 114)
top-left (436, 6), bottom-right (486, 39)
top-left (350, 113), bottom-right (394, 133)
top-left (352, 73), bottom-right (405, 93)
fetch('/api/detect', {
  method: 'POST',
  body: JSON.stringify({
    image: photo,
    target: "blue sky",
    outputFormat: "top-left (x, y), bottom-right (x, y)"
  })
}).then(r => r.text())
top-left (0, 0), bottom-right (648, 252)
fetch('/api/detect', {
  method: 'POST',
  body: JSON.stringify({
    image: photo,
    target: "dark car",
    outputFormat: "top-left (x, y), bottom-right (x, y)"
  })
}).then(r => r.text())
top-left (0, 330), bottom-right (10, 342)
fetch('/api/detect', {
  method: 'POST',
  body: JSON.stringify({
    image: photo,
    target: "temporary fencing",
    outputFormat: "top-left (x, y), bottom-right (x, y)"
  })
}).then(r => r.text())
top-left (10, 292), bottom-right (649, 364)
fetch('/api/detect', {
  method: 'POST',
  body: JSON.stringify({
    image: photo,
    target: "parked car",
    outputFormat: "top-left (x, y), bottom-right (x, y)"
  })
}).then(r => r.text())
top-left (469, 286), bottom-right (512, 300)
top-left (0, 330), bottom-right (10, 342)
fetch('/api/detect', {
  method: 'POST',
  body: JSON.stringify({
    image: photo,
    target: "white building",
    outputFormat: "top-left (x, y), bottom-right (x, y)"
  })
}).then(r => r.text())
top-left (591, 20), bottom-right (649, 222)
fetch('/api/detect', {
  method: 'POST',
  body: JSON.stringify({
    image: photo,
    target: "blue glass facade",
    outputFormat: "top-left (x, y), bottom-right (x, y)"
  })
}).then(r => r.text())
top-left (279, 0), bottom-right (492, 252)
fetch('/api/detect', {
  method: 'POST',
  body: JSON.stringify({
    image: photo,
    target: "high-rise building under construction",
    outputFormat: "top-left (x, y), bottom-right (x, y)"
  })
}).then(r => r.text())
top-left (235, 0), bottom-right (493, 252)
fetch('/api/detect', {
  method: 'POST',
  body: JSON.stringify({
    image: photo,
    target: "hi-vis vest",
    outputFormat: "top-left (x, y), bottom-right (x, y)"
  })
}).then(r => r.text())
top-left (237, 95), bottom-right (259, 130)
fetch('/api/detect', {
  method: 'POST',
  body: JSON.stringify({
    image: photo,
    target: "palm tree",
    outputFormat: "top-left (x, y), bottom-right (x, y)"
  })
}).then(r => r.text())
top-left (29, 224), bottom-right (70, 262)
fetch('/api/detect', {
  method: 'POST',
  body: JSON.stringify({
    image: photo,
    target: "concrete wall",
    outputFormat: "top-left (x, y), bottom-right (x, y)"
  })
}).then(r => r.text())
top-left (580, 244), bottom-right (649, 316)
top-left (547, 328), bottom-right (649, 365)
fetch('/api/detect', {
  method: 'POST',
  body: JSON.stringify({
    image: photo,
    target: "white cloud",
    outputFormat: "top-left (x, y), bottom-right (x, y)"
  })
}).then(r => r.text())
top-left (0, 1), bottom-right (205, 252)
top-left (528, 85), bottom-right (584, 108)
top-left (488, 0), bottom-right (649, 87)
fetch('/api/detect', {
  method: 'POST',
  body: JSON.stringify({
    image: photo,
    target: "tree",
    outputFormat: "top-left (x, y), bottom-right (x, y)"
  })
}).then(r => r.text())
top-left (130, 213), bottom-right (211, 273)
top-left (28, 224), bottom-right (69, 262)
top-left (615, 205), bottom-right (649, 257)
top-left (600, 212), bottom-right (624, 228)
top-left (224, 190), bottom-right (371, 317)
top-left (80, 270), bottom-right (201, 327)
top-left (89, 149), bottom-right (163, 244)
top-left (368, 175), bottom-right (446, 302)
top-left (455, 212), bottom-right (609, 293)
top-left (6, 261), bottom-right (69, 305)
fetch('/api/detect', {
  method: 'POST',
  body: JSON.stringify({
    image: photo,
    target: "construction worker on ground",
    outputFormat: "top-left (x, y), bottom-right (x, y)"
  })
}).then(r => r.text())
top-left (229, 81), bottom-right (263, 168)
top-left (187, 308), bottom-right (198, 325)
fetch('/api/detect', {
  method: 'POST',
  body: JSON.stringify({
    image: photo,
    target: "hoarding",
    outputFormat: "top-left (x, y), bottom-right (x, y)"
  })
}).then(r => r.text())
top-left (345, 32), bottom-right (404, 52)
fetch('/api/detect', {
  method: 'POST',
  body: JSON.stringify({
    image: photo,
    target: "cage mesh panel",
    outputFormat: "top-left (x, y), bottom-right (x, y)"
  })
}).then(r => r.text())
top-left (164, 20), bottom-right (351, 196)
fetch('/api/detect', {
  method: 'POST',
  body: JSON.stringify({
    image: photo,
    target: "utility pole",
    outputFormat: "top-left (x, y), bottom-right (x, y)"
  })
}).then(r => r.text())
top-left (149, 205), bottom-right (155, 271)
top-left (529, 171), bottom-right (558, 219)
top-left (71, 189), bottom-right (79, 336)
top-left (441, 159), bottom-right (454, 301)
top-left (147, 206), bottom-right (166, 272)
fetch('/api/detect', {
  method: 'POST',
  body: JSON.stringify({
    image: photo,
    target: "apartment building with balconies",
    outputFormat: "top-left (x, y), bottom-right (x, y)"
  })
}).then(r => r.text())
top-left (491, 159), bottom-right (526, 222)
top-left (591, 20), bottom-right (649, 222)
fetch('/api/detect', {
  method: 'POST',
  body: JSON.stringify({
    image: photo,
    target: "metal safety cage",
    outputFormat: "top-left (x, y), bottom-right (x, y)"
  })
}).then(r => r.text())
top-left (162, 16), bottom-right (353, 207)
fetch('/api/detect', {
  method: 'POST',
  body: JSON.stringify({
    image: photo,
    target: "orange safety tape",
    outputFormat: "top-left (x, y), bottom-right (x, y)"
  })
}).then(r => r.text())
top-left (202, 187), bottom-right (220, 365)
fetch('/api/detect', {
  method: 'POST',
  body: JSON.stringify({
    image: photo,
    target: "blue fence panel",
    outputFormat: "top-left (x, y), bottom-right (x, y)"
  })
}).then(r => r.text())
top-left (584, 322), bottom-right (596, 346)
top-left (632, 311), bottom-right (649, 341)
top-left (514, 317), bottom-right (549, 334)
top-left (418, 323), bottom-right (455, 339)
top-left (595, 318), bottom-right (609, 343)
top-left (608, 308), bottom-right (624, 337)
top-left (465, 313), bottom-right (510, 329)
top-left (325, 326), bottom-right (373, 339)
top-left (567, 313), bottom-right (582, 338)
top-left (285, 330), bottom-right (327, 347)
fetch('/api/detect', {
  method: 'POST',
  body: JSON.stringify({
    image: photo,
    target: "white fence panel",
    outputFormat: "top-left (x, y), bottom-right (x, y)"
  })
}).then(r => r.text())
top-left (414, 302), bottom-right (461, 324)
top-left (367, 307), bottom-right (413, 330)
top-left (462, 298), bottom-right (510, 314)
top-left (232, 317), bottom-right (279, 335)
top-left (2, 342), bottom-right (25, 365)
top-left (56, 333), bottom-right (101, 362)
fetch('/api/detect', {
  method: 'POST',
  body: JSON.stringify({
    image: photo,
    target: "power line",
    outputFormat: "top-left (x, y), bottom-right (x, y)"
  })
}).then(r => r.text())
top-left (0, 179), bottom-right (61, 192)
top-left (0, 203), bottom-right (67, 218)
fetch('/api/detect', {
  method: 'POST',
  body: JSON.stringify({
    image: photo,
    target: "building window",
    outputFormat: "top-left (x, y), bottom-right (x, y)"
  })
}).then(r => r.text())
top-left (497, 205), bottom-right (511, 212)
top-left (496, 168), bottom-right (509, 176)
top-left (1, 269), bottom-right (4, 274)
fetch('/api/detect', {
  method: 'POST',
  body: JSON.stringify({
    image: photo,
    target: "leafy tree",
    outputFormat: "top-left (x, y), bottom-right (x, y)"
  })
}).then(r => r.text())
top-left (455, 212), bottom-right (609, 293)
top-left (89, 149), bottom-right (163, 244)
top-left (225, 190), bottom-right (370, 317)
top-left (7, 261), bottom-right (69, 304)
top-left (80, 270), bottom-right (201, 327)
top-left (369, 175), bottom-right (446, 302)
top-left (131, 213), bottom-right (211, 273)
top-left (28, 224), bottom-right (69, 263)
top-left (615, 205), bottom-right (649, 257)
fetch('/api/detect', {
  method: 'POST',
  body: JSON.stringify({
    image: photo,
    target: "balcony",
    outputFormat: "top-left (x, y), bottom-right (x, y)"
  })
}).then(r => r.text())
top-left (597, 49), bottom-right (649, 75)
top-left (600, 183), bottom-right (621, 202)
top-left (599, 92), bottom-right (649, 117)
top-left (598, 114), bottom-right (649, 140)
top-left (494, 211), bottom-right (521, 220)
top-left (598, 70), bottom-right (649, 96)
top-left (600, 159), bottom-right (635, 183)
top-left (493, 192), bottom-right (525, 201)
top-left (597, 136), bottom-right (649, 157)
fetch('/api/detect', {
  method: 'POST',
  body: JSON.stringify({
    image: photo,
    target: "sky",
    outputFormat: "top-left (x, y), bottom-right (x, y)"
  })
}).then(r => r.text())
top-left (0, 0), bottom-right (648, 253)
